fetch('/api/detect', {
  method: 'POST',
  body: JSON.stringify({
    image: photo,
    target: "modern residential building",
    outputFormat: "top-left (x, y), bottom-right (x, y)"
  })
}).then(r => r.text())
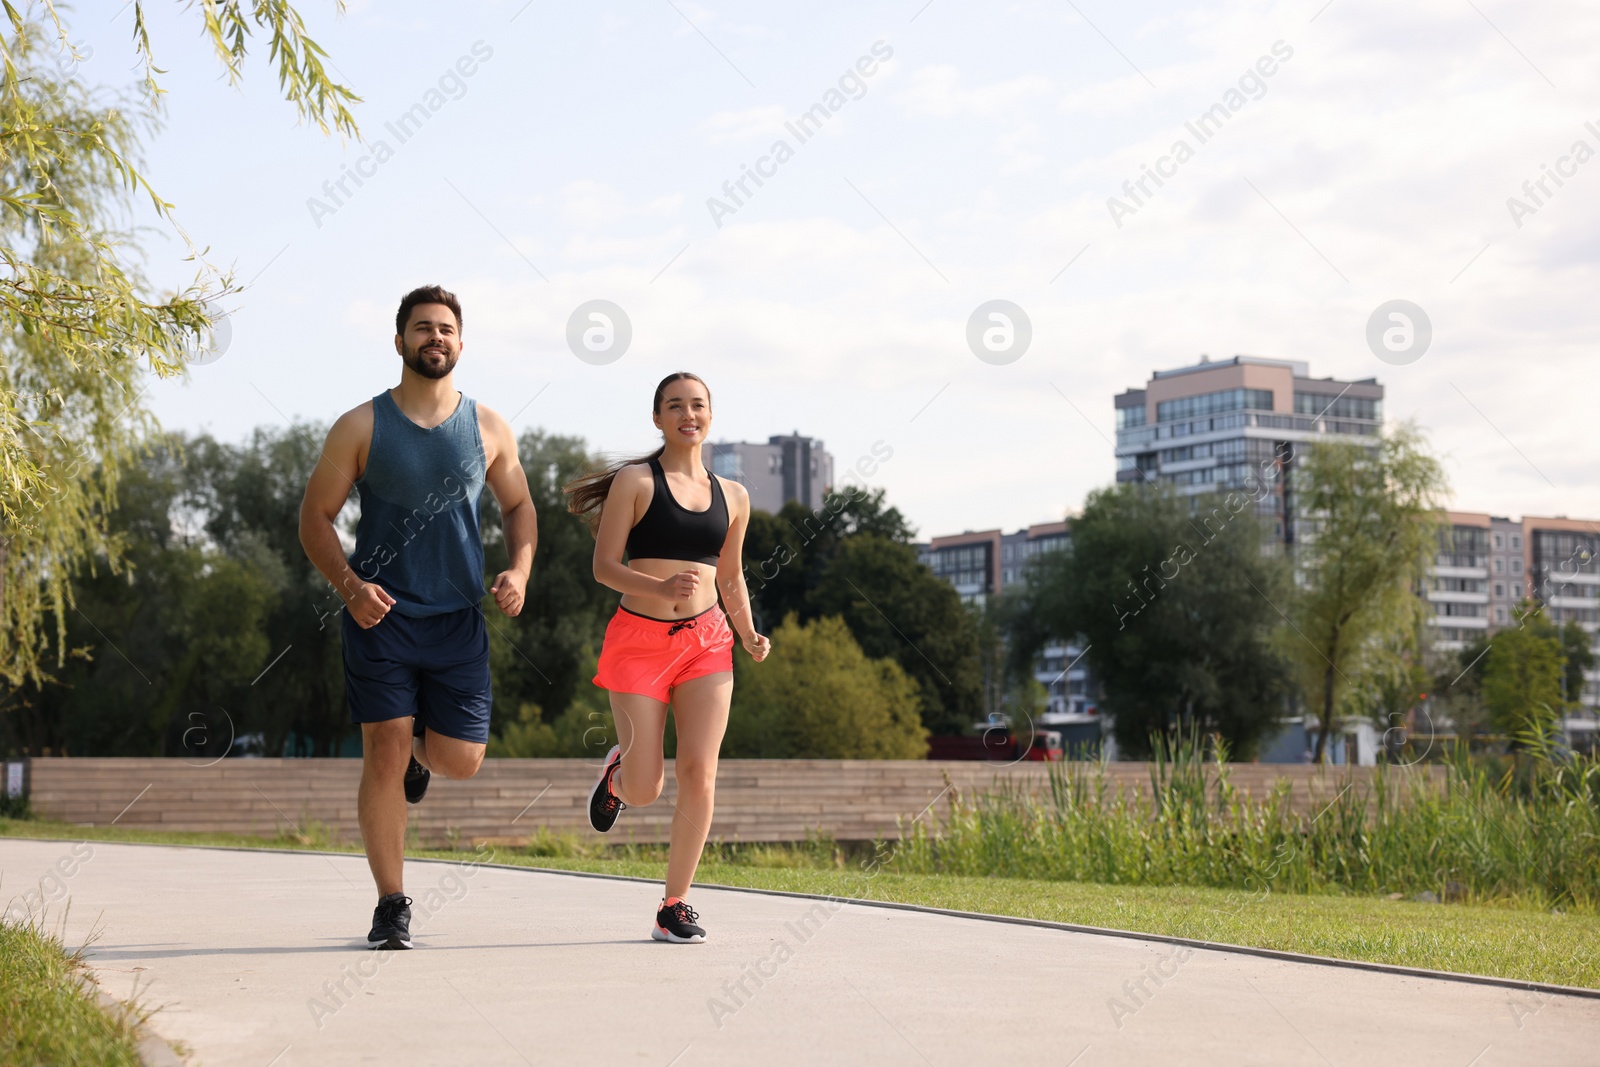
top-left (1429, 512), bottom-right (1600, 740)
top-left (1114, 355), bottom-right (1383, 544)
top-left (709, 432), bottom-right (834, 514)
top-left (1428, 512), bottom-right (1493, 653)
top-left (917, 522), bottom-right (1095, 730)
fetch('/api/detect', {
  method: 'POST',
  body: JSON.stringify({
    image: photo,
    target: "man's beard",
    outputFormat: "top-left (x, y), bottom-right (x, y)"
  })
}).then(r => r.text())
top-left (402, 341), bottom-right (459, 380)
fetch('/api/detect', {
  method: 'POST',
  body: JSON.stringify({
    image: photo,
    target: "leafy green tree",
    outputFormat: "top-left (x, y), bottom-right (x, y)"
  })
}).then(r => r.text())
top-left (489, 656), bottom-right (617, 759)
top-left (737, 486), bottom-right (979, 735)
top-left (1483, 603), bottom-right (1567, 734)
top-left (1011, 482), bottom-right (1291, 759)
top-left (5, 435), bottom-right (285, 756)
top-left (1559, 620), bottom-right (1596, 707)
top-left (1288, 424), bottom-right (1448, 762)
top-left (742, 487), bottom-right (914, 631)
top-left (190, 423), bottom-right (353, 755)
top-left (807, 535), bottom-right (983, 737)
top-left (481, 431), bottom-right (615, 740)
top-left (725, 615), bottom-right (926, 759)
top-left (1, 4), bottom-right (355, 689)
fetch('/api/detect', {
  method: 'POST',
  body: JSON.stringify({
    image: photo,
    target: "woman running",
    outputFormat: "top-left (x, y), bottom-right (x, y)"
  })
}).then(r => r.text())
top-left (564, 371), bottom-right (770, 943)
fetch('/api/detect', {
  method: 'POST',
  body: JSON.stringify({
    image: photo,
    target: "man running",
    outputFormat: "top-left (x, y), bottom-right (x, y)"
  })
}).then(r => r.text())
top-left (299, 284), bottom-right (536, 949)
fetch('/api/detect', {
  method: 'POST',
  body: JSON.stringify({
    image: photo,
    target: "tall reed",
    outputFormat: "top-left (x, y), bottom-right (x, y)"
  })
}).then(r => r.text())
top-left (889, 727), bottom-right (1600, 911)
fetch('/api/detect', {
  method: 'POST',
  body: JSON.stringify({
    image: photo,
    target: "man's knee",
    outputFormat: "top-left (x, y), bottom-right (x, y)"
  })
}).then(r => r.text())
top-left (431, 743), bottom-right (485, 780)
top-left (362, 720), bottom-right (413, 775)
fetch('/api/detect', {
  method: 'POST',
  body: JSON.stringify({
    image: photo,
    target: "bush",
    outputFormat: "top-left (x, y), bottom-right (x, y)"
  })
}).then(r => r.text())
top-left (489, 655), bottom-right (617, 758)
top-left (725, 614), bottom-right (928, 759)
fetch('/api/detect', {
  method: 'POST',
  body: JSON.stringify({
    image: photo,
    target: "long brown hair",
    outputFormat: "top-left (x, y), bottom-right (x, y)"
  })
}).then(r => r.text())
top-left (563, 371), bottom-right (712, 533)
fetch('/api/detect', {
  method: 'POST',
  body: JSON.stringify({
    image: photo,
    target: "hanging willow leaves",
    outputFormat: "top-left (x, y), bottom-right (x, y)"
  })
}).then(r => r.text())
top-left (0, 2), bottom-right (358, 689)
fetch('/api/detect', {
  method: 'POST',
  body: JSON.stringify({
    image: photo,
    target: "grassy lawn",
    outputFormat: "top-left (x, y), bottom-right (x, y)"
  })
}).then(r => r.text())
top-left (4, 817), bottom-right (1598, 991)
top-left (0, 918), bottom-right (147, 1067)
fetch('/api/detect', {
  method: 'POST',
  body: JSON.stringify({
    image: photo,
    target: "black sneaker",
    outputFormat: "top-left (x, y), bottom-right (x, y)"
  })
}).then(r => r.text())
top-left (404, 756), bottom-right (431, 804)
top-left (587, 744), bottom-right (626, 833)
top-left (368, 893), bottom-right (413, 950)
top-left (652, 898), bottom-right (706, 943)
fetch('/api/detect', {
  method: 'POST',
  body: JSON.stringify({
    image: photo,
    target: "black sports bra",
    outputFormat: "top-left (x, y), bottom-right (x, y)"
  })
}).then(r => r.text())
top-left (625, 458), bottom-right (729, 565)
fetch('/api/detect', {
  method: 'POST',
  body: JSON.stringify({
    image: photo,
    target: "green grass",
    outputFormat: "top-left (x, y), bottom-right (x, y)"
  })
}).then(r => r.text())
top-left (5, 817), bottom-right (1597, 990)
top-left (0, 918), bottom-right (146, 1066)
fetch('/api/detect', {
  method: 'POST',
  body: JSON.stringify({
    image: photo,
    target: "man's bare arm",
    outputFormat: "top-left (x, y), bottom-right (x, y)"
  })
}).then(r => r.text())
top-left (482, 407), bottom-right (536, 616)
top-left (299, 409), bottom-right (394, 628)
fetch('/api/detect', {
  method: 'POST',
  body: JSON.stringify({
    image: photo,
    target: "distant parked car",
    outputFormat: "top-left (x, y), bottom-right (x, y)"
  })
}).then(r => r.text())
top-left (1015, 729), bottom-right (1064, 761)
top-left (925, 728), bottom-right (1063, 761)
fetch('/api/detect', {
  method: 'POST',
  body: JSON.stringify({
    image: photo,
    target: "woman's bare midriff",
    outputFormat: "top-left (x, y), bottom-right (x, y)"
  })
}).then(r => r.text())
top-left (620, 558), bottom-right (721, 619)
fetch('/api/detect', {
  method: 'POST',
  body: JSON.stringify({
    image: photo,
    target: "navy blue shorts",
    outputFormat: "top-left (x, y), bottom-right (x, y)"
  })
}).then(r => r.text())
top-left (341, 605), bottom-right (492, 745)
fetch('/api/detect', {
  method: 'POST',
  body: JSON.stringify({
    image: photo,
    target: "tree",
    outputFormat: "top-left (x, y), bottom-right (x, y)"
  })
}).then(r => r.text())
top-left (1559, 620), bottom-right (1595, 708)
top-left (807, 535), bottom-right (984, 737)
top-left (1287, 424), bottom-right (1448, 762)
top-left (736, 484), bottom-right (981, 735)
top-left (742, 487), bottom-right (914, 632)
top-left (488, 655), bottom-right (617, 759)
top-left (481, 430), bottom-right (615, 740)
top-left (191, 423), bottom-right (351, 755)
top-left (4, 434), bottom-right (286, 757)
top-left (1, 4), bottom-right (356, 690)
top-left (724, 615), bottom-right (926, 759)
top-left (1013, 482), bottom-right (1291, 759)
top-left (1483, 602), bottom-right (1566, 734)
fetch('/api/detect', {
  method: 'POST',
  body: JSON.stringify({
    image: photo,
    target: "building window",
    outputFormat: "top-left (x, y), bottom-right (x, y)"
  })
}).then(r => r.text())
top-left (1493, 533), bottom-right (1504, 548)
top-left (1156, 388), bottom-right (1274, 423)
top-left (1513, 583), bottom-right (1523, 598)
top-left (1116, 405), bottom-right (1147, 429)
top-left (1512, 556), bottom-right (1522, 572)
top-left (1494, 582), bottom-right (1505, 597)
top-left (1496, 607), bottom-right (1507, 623)
top-left (1494, 558), bottom-right (1503, 573)
top-left (1511, 534), bottom-right (1521, 549)
top-left (1293, 393), bottom-right (1381, 420)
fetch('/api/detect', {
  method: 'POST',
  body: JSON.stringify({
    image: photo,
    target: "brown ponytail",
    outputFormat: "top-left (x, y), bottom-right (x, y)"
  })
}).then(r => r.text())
top-left (563, 372), bottom-right (711, 534)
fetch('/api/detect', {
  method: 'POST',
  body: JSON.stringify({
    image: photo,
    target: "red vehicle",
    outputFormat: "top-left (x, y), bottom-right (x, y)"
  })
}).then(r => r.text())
top-left (926, 728), bottom-right (1064, 761)
top-left (1016, 729), bottom-right (1064, 761)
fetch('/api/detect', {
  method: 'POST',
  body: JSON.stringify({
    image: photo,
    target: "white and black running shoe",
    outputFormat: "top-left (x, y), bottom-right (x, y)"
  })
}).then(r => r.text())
top-left (368, 892), bottom-right (413, 950)
top-left (404, 756), bottom-right (431, 804)
top-left (587, 744), bottom-right (626, 833)
top-left (652, 898), bottom-right (706, 943)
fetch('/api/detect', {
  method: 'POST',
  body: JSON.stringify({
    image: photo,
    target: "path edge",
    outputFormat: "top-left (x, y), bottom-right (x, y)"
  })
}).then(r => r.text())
top-left (9, 835), bottom-right (1598, 1005)
top-left (95, 991), bottom-right (185, 1067)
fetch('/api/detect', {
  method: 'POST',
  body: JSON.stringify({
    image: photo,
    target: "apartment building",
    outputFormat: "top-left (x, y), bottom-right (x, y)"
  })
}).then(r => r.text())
top-left (708, 432), bottom-right (834, 514)
top-left (1431, 512), bottom-right (1600, 715)
top-left (1114, 355), bottom-right (1383, 543)
top-left (917, 522), bottom-right (1094, 723)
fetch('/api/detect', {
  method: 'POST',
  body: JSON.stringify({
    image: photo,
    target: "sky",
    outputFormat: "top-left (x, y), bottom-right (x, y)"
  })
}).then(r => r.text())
top-left (64, 0), bottom-right (1600, 539)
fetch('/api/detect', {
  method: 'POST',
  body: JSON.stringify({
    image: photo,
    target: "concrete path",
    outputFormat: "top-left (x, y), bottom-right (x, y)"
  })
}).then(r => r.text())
top-left (2, 839), bottom-right (1595, 1067)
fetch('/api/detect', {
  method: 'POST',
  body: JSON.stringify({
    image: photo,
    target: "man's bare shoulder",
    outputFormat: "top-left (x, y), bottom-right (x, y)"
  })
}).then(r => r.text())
top-left (329, 400), bottom-right (375, 441)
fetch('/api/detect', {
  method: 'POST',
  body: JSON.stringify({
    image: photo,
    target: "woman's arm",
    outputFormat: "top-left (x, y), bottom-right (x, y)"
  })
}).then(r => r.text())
top-left (716, 481), bottom-right (770, 660)
top-left (593, 464), bottom-right (692, 599)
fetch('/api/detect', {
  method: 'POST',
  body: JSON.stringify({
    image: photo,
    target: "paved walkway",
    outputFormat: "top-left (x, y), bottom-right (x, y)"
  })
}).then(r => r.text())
top-left (2, 839), bottom-right (1596, 1066)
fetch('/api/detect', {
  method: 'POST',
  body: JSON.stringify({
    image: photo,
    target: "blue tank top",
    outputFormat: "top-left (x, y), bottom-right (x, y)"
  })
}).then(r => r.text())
top-left (347, 390), bottom-right (487, 618)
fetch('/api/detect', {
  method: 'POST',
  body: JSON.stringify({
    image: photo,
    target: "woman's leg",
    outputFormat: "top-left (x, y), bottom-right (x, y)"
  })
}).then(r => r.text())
top-left (609, 691), bottom-right (668, 807)
top-left (663, 671), bottom-right (733, 899)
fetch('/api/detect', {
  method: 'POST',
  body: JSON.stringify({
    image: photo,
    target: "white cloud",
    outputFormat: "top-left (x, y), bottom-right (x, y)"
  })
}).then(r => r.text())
top-left (698, 105), bottom-right (788, 144)
top-left (894, 65), bottom-right (1053, 119)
